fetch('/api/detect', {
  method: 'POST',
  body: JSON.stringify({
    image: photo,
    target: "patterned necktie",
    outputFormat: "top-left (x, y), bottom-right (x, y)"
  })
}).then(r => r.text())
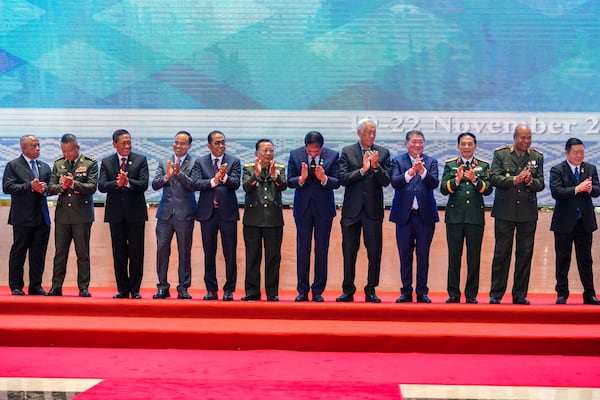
top-left (213, 158), bottom-right (219, 173)
top-left (30, 160), bottom-right (39, 178)
top-left (120, 157), bottom-right (127, 171)
top-left (309, 158), bottom-right (316, 180)
top-left (575, 166), bottom-right (580, 183)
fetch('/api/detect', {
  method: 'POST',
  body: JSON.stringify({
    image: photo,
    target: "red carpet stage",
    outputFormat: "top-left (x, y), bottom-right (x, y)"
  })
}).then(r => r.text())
top-left (1, 288), bottom-right (599, 356)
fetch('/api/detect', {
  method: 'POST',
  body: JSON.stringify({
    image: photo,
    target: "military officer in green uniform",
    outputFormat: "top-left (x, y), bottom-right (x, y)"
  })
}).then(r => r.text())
top-left (241, 138), bottom-right (287, 301)
top-left (441, 132), bottom-right (493, 304)
top-left (47, 134), bottom-right (98, 297)
top-left (489, 124), bottom-right (544, 305)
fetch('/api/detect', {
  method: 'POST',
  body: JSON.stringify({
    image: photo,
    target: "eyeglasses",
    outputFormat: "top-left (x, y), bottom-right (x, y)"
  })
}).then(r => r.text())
top-left (259, 149), bottom-right (274, 153)
top-left (211, 140), bottom-right (226, 146)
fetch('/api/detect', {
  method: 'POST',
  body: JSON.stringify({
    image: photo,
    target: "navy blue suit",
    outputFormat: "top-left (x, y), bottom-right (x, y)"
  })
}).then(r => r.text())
top-left (98, 152), bottom-right (149, 296)
top-left (390, 153), bottom-right (439, 297)
top-left (3, 155), bottom-right (52, 292)
top-left (152, 154), bottom-right (197, 292)
top-left (288, 146), bottom-right (340, 297)
top-left (192, 153), bottom-right (241, 293)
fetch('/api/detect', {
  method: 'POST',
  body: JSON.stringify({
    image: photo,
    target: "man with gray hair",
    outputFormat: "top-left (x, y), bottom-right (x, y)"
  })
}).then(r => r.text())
top-left (336, 118), bottom-right (391, 303)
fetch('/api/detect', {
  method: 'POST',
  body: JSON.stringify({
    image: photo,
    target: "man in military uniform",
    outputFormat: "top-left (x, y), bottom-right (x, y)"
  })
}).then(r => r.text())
top-left (241, 138), bottom-right (287, 301)
top-left (441, 132), bottom-right (493, 304)
top-left (47, 134), bottom-right (98, 297)
top-left (489, 124), bottom-right (544, 305)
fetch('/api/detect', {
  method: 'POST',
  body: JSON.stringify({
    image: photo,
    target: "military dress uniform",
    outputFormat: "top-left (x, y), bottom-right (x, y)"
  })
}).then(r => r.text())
top-left (440, 157), bottom-right (493, 301)
top-left (489, 145), bottom-right (544, 302)
top-left (48, 154), bottom-right (98, 292)
top-left (242, 163), bottom-right (287, 300)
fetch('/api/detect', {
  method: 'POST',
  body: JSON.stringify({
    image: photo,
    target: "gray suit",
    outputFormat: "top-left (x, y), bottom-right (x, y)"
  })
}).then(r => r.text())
top-left (152, 154), bottom-right (197, 292)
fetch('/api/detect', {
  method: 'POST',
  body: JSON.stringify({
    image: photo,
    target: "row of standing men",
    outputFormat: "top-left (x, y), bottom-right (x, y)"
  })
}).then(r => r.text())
top-left (3, 120), bottom-right (600, 305)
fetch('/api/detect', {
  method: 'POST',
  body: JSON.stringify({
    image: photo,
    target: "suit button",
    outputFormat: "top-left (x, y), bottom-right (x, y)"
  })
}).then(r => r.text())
top-left (67, 193), bottom-right (72, 197)
top-left (466, 191), bottom-right (470, 195)
top-left (68, 203), bottom-right (72, 207)
top-left (516, 201), bottom-right (520, 205)
top-left (264, 196), bottom-right (268, 199)
top-left (466, 200), bottom-right (470, 204)
top-left (264, 187), bottom-right (268, 191)
top-left (263, 204), bottom-right (268, 208)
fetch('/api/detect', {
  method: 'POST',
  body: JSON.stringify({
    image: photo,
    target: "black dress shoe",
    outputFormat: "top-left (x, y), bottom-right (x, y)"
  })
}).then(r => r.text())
top-left (152, 289), bottom-right (170, 299)
top-left (312, 294), bottom-right (324, 303)
top-left (203, 291), bottom-right (218, 300)
top-left (28, 288), bottom-right (47, 296)
top-left (417, 294), bottom-right (432, 303)
top-left (556, 296), bottom-right (567, 304)
top-left (113, 292), bottom-right (129, 299)
top-left (365, 293), bottom-right (381, 303)
top-left (79, 289), bottom-right (91, 297)
top-left (336, 293), bottom-right (354, 302)
top-left (241, 294), bottom-right (260, 301)
top-left (395, 294), bottom-right (412, 303)
top-left (446, 296), bottom-right (460, 303)
top-left (466, 297), bottom-right (478, 304)
top-left (222, 291), bottom-right (233, 301)
top-left (267, 295), bottom-right (279, 302)
top-left (583, 295), bottom-right (600, 305)
top-left (177, 290), bottom-right (192, 300)
top-left (11, 289), bottom-right (25, 296)
top-left (295, 294), bottom-right (309, 302)
top-left (131, 292), bottom-right (142, 299)
top-left (512, 297), bottom-right (530, 305)
top-left (46, 287), bottom-right (62, 296)
top-left (489, 296), bottom-right (501, 304)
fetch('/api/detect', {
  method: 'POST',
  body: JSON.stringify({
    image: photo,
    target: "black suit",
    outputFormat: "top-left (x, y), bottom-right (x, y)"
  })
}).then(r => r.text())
top-left (98, 152), bottom-right (149, 296)
top-left (550, 160), bottom-right (600, 299)
top-left (2, 155), bottom-right (51, 292)
top-left (339, 143), bottom-right (391, 296)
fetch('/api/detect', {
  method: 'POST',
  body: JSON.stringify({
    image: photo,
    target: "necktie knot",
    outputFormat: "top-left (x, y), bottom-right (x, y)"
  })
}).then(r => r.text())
top-left (465, 160), bottom-right (471, 170)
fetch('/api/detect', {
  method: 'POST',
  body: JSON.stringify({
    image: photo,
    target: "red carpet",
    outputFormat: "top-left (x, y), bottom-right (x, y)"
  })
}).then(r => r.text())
top-left (1, 287), bottom-right (599, 356)
top-left (1, 347), bottom-right (599, 399)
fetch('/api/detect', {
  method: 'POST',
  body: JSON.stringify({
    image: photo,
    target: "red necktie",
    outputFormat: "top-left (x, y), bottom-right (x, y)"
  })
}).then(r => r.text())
top-left (120, 157), bottom-right (127, 171)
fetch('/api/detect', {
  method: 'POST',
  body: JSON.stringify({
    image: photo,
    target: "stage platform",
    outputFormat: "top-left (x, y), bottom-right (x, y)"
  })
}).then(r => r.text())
top-left (1, 288), bottom-right (599, 356)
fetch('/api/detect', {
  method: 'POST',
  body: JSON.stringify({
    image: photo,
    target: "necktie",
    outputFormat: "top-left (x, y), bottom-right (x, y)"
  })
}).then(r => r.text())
top-left (120, 157), bottom-right (127, 171)
top-left (69, 160), bottom-right (75, 171)
top-left (309, 158), bottom-right (316, 180)
top-left (213, 158), bottom-right (219, 173)
top-left (465, 160), bottom-right (471, 170)
top-left (30, 160), bottom-right (39, 178)
top-left (213, 158), bottom-right (219, 208)
top-left (575, 166), bottom-right (580, 183)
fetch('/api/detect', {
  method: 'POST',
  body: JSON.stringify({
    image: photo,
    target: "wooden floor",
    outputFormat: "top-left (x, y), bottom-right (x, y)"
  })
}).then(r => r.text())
top-left (0, 206), bottom-right (598, 297)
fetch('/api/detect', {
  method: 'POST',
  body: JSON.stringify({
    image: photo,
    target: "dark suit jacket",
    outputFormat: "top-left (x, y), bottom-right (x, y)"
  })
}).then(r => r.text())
top-left (339, 143), bottom-right (391, 222)
top-left (152, 154), bottom-right (197, 221)
top-left (3, 155), bottom-right (51, 227)
top-left (287, 146), bottom-right (340, 220)
top-left (98, 152), bottom-right (149, 223)
top-left (49, 154), bottom-right (98, 224)
top-left (389, 152), bottom-right (439, 225)
top-left (550, 160), bottom-right (600, 234)
top-left (192, 153), bottom-right (241, 222)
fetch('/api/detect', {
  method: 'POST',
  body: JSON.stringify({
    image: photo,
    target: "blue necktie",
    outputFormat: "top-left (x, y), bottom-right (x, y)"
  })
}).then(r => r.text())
top-left (30, 160), bottom-right (39, 178)
top-left (574, 166), bottom-right (580, 183)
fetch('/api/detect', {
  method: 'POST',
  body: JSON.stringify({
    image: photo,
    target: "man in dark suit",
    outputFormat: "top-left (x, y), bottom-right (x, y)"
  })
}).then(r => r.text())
top-left (550, 138), bottom-right (600, 305)
top-left (288, 131), bottom-right (340, 302)
top-left (336, 118), bottom-right (391, 303)
top-left (241, 138), bottom-right (287, 301)
top-left (3, 135), bottom-right (51, 296)
top-left (192, 130), bottom-right (241, 301)
top-left (47, 133), bottom-right (98, 297)
top-left (152, 131), bottom-right (197, 300)
top-left (489, 124), bottom-right (544, 305)
top-left (440, 132), bottom-right (493, 304)
top-left (390, 130), bottom-right (439, 303)
top-left (98, 129), bottom-right (149, 299)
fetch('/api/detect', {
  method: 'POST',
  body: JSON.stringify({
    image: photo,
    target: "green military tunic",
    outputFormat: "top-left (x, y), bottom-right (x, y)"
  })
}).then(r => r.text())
top-left (441, 157), bottom-right (493, 299)
top-left (489, 145), bottom-right (544, 301)
top-left (242, 163), bottom-right (287, 298)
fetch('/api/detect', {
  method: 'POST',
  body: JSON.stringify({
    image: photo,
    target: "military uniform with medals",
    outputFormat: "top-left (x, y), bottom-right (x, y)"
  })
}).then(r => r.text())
top-left (48, 153), bottom-right (98, 291)
top-left (489, 145), bottom-right (544, 302)
top-left (441, 156), bottom-right (493, 301)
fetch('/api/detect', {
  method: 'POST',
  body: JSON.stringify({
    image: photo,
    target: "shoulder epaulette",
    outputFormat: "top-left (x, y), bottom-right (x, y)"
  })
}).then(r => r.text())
top-left (474, 157), bottom-right (489, 164)
top-left (444, 157), bottom-right (459, 163)
top-left (531, 148), bottom-right (543, 155)
top-left (82, 155), bottom-right (96, 161)
top-left (495, 145), bottom-right (510, 151)
top-left (274, 163), bottom-right (285, 168)
top-left (244, 163), bottom-right (255, 167)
